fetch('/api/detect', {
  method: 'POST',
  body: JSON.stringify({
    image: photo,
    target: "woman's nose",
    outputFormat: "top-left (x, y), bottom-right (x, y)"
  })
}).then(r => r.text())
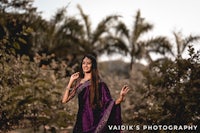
top-left (83, 64), bottom-right (88, 67)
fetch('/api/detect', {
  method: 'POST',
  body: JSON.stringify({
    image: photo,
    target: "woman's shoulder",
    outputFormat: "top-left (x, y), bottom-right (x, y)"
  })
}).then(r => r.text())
top-left (99, 79), bottom-right (109, 88)
top-left (98, 79), bottom-right (111, 96)
top-left (99, 79), bottom-right (106, 84)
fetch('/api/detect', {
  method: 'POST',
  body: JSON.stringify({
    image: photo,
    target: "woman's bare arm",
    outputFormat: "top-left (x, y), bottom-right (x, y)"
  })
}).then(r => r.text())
top-left (62, 72), bottom-right (79, 103)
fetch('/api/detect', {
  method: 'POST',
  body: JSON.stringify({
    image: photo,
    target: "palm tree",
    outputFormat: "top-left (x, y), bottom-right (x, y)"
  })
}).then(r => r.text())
top-left (38, 5), bottom-right (130, 62)
top-left (75, 4), bottom-right (124, 57)
top-left (50, 8), bottom-right (85, 57)
top-left (114, 10), bottom-right (172, 70)
top-left (31, 7), bottom-right (80, 57)
top-left (171, 31), bottom-right (200, 59)
top-left (31, 7), bottom-right (67, 54)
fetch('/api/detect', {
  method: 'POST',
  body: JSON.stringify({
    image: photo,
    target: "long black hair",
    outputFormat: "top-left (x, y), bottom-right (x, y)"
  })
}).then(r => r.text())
top-left (80, 54), bottom-right (101, 109)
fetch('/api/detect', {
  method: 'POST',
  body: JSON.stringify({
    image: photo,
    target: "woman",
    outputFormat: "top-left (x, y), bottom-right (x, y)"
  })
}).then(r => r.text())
top-left (62, 54), bottom-right (129, 133)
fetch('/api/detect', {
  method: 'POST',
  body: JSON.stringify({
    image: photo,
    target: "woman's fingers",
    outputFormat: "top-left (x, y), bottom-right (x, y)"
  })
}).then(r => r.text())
top-left (72, 72), bottom-right (79, 77)
top-left (75, 72), bottom-right (80, 75)
top-left (119, 85), bottom-right (130, 103)
top-left (124, 88), bottom-right (130, 94)
top-left (121, 85), bottom-right (130, 94)
top-left (74, 72), bottom-right (79, 76)
top-left (122, 85), bottom-right (129, 90)
top-left (70, 72), bottom-right (80, 81)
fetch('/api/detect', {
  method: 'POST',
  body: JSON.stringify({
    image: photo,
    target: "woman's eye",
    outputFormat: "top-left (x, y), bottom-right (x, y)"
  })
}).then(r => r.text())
top-left (82, 61), bottom-right (91, 65)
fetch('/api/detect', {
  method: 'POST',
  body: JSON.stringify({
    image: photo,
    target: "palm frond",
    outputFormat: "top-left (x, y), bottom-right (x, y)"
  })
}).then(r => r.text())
top-left (97, 36), bottom-right (128, 55)
top-left (77, 4), bottom-right (91, 39)
top-left (182, 35), bottom-right (200, 53)
top-left (146, 36), bottom-right (173, 55)
top-left (173, 32), bottom-right (200, 57)
top-left (92, 15), bottom-right (120, 44)
top-left (132, 10), bottom-right (153, 43)
top-left (115, 21), bottom-right (130, 39)
top-left (51, 7), bottom-right (66, 24)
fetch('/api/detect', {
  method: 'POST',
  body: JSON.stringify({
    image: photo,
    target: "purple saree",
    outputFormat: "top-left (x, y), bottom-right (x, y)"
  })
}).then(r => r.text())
top-left (68, 80), bottom-right (122, 133)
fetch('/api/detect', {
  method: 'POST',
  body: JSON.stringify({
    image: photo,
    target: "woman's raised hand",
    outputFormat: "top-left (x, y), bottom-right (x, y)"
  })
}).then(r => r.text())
top-left (120, 85), bottom-right (129, 100)
top-left (116, 85), bottom-right (130, 104)
top-left (69, 72), bottom-right (80, 82)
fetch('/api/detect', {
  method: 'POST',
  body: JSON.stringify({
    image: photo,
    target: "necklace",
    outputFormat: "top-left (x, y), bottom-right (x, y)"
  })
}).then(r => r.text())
top-left (81, 78), bottom-right (90, 83)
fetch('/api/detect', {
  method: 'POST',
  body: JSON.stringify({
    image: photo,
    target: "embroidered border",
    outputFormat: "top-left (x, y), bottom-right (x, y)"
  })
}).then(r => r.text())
top-left (95, 101), bottom-right (115, 133)
top-left (76, 80), bottom-right (91, 95)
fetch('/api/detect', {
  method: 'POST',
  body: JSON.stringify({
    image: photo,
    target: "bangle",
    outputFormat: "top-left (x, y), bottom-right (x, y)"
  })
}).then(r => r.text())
top-left (66, 87), bottom-right (73, 91)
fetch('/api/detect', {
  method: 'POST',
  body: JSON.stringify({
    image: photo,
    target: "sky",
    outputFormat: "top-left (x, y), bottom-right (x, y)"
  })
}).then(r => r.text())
top-left (33, 0), bottom-right (200, 62)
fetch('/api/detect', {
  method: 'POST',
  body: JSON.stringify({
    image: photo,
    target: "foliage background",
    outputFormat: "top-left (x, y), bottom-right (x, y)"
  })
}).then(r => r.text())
top-left (0, 0), bottom-right (199, 132)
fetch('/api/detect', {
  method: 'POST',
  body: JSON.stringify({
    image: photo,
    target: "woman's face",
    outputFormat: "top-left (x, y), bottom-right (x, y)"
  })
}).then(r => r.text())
top-left (82, 57), bottom-right (92, 73)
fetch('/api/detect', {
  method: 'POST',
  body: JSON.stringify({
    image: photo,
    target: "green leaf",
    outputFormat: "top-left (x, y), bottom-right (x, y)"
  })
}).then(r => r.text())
top-left (18, 37), bottom-right (27, 44)
top-left (25, 27), bottom-right (34, 33)
top-left (13, 42), bottom-right (20, 49)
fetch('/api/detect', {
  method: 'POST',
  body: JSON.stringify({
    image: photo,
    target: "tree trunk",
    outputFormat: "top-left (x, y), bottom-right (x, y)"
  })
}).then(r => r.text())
top-left (130, 56), bottom-right (134, 70)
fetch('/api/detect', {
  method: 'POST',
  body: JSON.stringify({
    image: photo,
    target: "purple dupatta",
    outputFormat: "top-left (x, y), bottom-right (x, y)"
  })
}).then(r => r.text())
top-left (67, 80), bottom-right (122, 133)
